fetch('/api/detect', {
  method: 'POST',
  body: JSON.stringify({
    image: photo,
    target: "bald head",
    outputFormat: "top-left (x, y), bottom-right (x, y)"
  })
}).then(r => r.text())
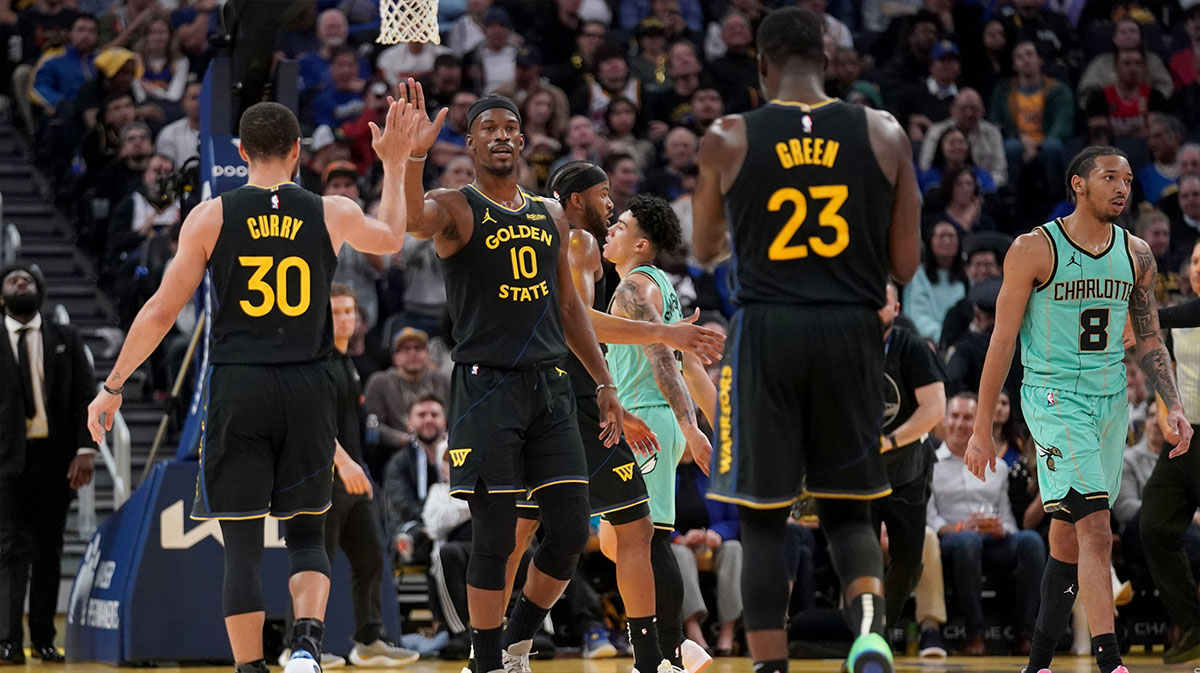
top-left (317, 9), bottom-right (349, 47)
top-left (951, 88), bottom-right (984, 132)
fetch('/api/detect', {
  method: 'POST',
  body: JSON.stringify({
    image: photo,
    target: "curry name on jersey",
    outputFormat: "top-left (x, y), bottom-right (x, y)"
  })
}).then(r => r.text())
top-left (1019, 219), bottom-right (1136, 396)
top-left (441, 184), bottom-right (567, 368)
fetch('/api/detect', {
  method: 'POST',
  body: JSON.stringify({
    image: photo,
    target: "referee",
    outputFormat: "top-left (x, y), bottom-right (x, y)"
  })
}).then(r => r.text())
top-left (874, 281), bottom-right (947, 653)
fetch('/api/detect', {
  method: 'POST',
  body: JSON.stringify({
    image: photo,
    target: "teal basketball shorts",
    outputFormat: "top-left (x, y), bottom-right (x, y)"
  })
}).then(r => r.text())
top-left (1020, 385), bottom-right (1127, 523)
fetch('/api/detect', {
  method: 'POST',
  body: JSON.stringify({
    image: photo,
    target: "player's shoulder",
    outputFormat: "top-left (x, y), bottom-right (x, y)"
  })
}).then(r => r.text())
top-left (427, 187), bottom-right (468, 207)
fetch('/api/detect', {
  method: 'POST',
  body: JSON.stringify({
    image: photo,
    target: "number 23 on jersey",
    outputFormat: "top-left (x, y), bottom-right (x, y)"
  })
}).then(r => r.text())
top-left (766, 184), bottom-right (849, 260)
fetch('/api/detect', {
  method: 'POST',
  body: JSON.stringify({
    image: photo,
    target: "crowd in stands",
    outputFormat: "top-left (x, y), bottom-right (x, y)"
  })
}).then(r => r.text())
top-left (3, 0), bottom-right (1200, 662)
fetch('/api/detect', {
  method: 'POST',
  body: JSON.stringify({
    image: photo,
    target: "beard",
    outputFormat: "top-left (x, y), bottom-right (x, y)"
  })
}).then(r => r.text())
top-left (482, 161), bottom-right (515, 178)
top-left (582, 203), bottom-right (608, 238)
top-left (2, 292), bottom-right (41, 317)
top-left (417, 429), bottom-right (443, 444)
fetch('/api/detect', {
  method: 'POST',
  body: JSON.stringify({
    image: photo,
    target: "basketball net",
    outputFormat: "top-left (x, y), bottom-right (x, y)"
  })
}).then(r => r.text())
top-left (378, 0), bottom-right (441, 45)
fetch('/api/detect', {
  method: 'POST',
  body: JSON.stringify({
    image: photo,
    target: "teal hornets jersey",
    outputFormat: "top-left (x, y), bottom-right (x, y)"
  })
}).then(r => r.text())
top-left (606, 265), bottom-right (683, 410)
top-left (1019, 219), bottom-right (1136, 396)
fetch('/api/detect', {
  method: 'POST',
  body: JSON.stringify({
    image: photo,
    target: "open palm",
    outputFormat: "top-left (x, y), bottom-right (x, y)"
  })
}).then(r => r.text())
top-left (398, 77), bottom-right (448, 157)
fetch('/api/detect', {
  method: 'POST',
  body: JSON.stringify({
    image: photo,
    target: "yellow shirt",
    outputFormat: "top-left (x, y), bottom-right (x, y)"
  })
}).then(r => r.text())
top-left (1013, 88), bottom-right (1045, 144)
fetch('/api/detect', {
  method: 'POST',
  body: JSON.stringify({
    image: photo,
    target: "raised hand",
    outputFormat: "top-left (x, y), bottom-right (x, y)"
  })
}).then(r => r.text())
top-left (397, 77), bottom-right (448, 158)
top-left (369, 98), bottom-right (421, 166)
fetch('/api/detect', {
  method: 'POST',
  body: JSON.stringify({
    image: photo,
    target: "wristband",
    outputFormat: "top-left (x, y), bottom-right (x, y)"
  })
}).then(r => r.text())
top-left (408, 154), bottom-right (427, 162)
top-left (596, 383), bottom-right (617, 394)
top-left (102, 383), bottom-right (123, 395)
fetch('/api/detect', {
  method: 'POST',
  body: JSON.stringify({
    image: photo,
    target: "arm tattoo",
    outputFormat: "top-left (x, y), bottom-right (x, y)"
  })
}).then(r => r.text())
top-left (1130, 249), bottom-right (1158, 340)
top-left (1142, 346), bottom-right (1181, 410)
top-left (612, 280), bottom-right (697, 427)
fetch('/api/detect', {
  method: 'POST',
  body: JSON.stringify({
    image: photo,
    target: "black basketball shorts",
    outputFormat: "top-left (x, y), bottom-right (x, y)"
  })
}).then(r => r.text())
top-left (447, 362), bottom-right (588, 499)
top-left (708, 303), bottom-right (892, 509)
top-left (192, 360), bottom-right (339, 520)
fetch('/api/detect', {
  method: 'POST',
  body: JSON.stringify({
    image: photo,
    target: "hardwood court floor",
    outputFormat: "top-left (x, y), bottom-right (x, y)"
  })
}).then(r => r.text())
top-left (20, 655), bottom-right (1197, 673)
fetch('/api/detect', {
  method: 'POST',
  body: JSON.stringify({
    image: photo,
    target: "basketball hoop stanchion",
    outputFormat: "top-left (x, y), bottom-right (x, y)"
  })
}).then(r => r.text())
top-left (378, 0), bottom-right (441, 44)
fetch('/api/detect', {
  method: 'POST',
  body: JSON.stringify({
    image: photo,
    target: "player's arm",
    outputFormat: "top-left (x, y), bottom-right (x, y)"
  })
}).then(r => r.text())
top-left (551, 201), bottom-right (623, 445)
top-left (1129, 235), bottom-right (1193, 457)
top-left (611, 275), bottom-right (713, 473)
top-left (86, 198), bottom-right (220, 441)
top-left (884, 381), bottom-right (946, 452)
top-left (693, 116), bottom-right (743, 266)
top-left (965, 231), bottom-right (1050, 478)
top-left (867, 108), bottom-right (921, 283)
top-left (568, 229), bottom-right (725, 363)
top-left (680, 351), bottom-right (716, 428)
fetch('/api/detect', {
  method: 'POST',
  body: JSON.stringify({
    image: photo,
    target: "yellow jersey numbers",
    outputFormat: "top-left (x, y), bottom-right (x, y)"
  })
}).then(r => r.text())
top-left (766, 184), bottom-right (849, 261)
top-left (238, 256), bottom-right (312, 317)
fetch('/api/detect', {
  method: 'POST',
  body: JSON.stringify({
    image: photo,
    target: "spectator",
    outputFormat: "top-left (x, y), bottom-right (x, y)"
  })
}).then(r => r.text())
top-left (602, 97), bottom-right (654, 173)
top-left (298, 9), bottom-right (369, 94)
top-left (431, 89), bottom-right (477, 169)
top-left (685, 85), bottom-right (722, 136)
top-left (0, 263), bottom-right (96, 665)
top-left (572, 47), bottom-right (641, 126)
top-left (339, 79), bottom-right (391, 175)
top-left (1167, 174), bottom-right (1200, 265)
top-left (418, 54), bottom-right (464, 114)
top-left (1158, 143), bottom-right (1200, 231)
top-left (75, 46), bottom-right (162, 134)
top-left (155, 79), bottom-right (200, 166)
top-left (531, 0), bottom-right (583, 69)
top-left (377, 41), bottom-right (450, 86)
top-left (446, 0), bottom-right (489, 58)
top-left (299, 124), bottom-right (352, 193)
top-left (363, 328), bottom-right (451, 475)
top-left (1114, 400), bottom-right (1161, 532)
top-left (919, 126), bottom-right (996, 195)
top-left (393, 221), bottom-right (449, 340)
top-left (944, 278), bottom-right (1022, 399)
top-left (920, 88), bottom-right (1007, 188)
top-left (551, 20), bottom-right (609, 96)
top-left (826, 46), bottom-right (875, 105)
top-left (939, 232), bottom-right (1007, 350)
top-left (895, 39), bottom-right (962, 142)
top-left (422, 441), bottom-right (473, 649)
top-left (462, 8), bottom-right (517, 95)
top-left (875, 281), bottom-right (948, 654)
top-left (14, 0), bottom-right (78, 65)
top-left (1174, 48), bottom-right (1200, 132)
top-left (1084, 47), bottom-right (1171, 139)
top-left (640, 127), bottom-right (695, 202)
top-left (876, 9), bottom-right (938, 105)
top-left (29, 13), bottom-right (97, 117)
top-left (1135, 207), bottom-right (1181, 300)
top-left (548, 114), bottom-right (604, 176)
top-left (133, 15), bottom-right (188, 104)
top-left (103, 153), bottom-right (178, 294)
top-left (903, 220), bottom-right (967, 343)
top-left (439, 156), bottom-right (475, 190)
top-left (329, 188), bottom-right (387, 332)
top-left (95, 0), bottom-right (156, 51)
top-left (312, 46), bottom-right (366, 129)
top-left (604, 151), bottom-right (639, 218)
top-left (989, 40), bottom-right (1074, 191)
top-left (383, 394), bottom-right (447, 564)
top-left (519, 88), bottom-right (567, 191)
top-left (928, 392), bottom-right (1045, 656)
top-left (493, 46), bottom-right (571, 117)
top-left (931, 166), bottom-right (996, 235)
top-left (90, 121), bottom-right (154, 261)
top-left (630, 17), bottom-right (669, 89)
top-left (991, 389), bottom-right (1024, 468)
top-left (619, 0), bottom-right (702, 38)
top-left (169, 0), bottom-right (219, 62)
top-left (79, 91), bottom-right (137, 189)
top-left (997, 0), bottom-right (1080, 76)
top-left (644, 41), bottom-right (704, 137)
top-left (1077, 17), bottom-right (1173, 108)
top-left (1138, 113), bottom-right (1187, 205)
top-left (1169, 4), bottom-right (1200, 90)
top-left (672, 442), bottom-right (742, 655)
top-left (964, 18), bottom-right (1009, 103)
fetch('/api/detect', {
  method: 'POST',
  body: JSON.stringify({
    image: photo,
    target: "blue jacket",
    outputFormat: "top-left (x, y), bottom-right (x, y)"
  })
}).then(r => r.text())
top-left (32, 45), bottom-right (96, 112)
top-left (673, 464), bottom-right (739, 543)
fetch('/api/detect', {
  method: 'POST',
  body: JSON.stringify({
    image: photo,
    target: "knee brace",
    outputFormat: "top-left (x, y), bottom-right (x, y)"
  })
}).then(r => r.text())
top-left (467, 493), bottom-right (518, 591)
top-left (530, 482), bottom-right (590, 581)
top-left (284, 514), bottom-right (330, 578)
top-left (220, 518), bottom-right (266, 617)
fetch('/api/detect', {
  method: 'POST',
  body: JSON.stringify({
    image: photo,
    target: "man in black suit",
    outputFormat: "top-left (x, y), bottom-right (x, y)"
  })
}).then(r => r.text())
top-left (0, 262), bottom-right (96, 664)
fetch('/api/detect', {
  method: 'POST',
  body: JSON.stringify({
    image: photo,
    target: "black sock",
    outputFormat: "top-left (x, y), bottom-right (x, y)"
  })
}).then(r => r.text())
top-left (650, 530), bottom-right (684, 667)
top-left (236, 659), bottom-right (268, 673)
top-left (844, 593), bottom-right (885, 637)
top-left (473, 626), bottom-right (503, 673)
top-left (1093, 633), bottom-right (1121, 673)
top-left (502, 595), bottom-right (549, 651)
top-left (1028, 558), bottom-right (1078, 672)
top-left (752, 658), bottom-right (788, 673)
top-left (290, 618), bottom-right (324, 659)
top-left (658, 623), bottom-right (683, 667)
top-left (628, 616), bottom-right (663, 672)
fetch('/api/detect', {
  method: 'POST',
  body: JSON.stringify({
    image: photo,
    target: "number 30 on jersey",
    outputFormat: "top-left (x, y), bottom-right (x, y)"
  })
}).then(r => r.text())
top-left (766, 185), bottom-right (849, 260)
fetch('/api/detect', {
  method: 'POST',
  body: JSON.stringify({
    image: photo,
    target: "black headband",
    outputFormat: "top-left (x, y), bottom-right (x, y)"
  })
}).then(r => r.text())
top-left (467, 95), bottom-right (521, 132)
top-left (551, 164), bottom-right (608, 202)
